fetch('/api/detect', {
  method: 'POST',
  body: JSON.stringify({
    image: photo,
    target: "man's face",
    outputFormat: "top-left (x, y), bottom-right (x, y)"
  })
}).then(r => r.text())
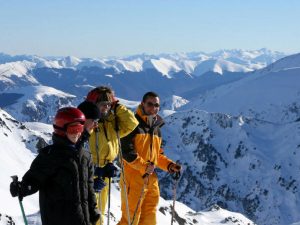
top-left (142, 96), bottom-right (160, 116)
top-left (96, 101), bottom-right (112, 116)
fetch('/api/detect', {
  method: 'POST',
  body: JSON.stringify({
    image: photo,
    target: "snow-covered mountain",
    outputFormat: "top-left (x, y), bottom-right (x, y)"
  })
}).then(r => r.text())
top-left (0, 108), bottom-right (255, 225)
top-left (0, 61), bottom-right (38, 91)
top-left (0, 48), bottom-right (285, 78)
top-left (156, 52), bottom-right (300, 224)
top-left (160, 95), bottom-right (190, 117)
top-left (1, 49), bottom-right (299, 225)
top-left (0, 85), bottom-right (76, 123)
top-left (160, 109), bottom-right (300, 225)
top-left (257, 52), bottom-right (300, 74)
top-left (182, 54), bottom-right (300, 124)
top-left (0, 109), bottom-right (51, 225)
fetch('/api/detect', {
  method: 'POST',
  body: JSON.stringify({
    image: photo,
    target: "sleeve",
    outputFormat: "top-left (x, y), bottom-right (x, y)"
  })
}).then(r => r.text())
top-left (157, 147), bottom-right (175, 172)
top-left (22, 151), bottom-right (55, 196)
top-left (156, 130), bottom-right (174, 171)
top-left (121, 128), bottom-right (149, 176)
top-left (87, 154), bottom-right (100, 223)
top-left (115, 104), bottom-right (139, 138)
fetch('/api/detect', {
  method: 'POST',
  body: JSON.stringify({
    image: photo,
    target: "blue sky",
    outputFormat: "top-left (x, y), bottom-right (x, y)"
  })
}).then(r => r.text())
top-left (0, 0), bottom-right (299, 57)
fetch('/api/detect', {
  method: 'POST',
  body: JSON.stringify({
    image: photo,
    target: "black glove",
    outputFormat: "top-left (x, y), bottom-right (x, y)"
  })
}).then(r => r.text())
top-left (168, 163), bottom-right (182, 173)
top-left (90, 208), bottom-right (100, 225)
top-left (103, 163), bottom-right (118, 178)
top-left (10, 181), bottom-right (22, 198)
top-left (94, 166), bottom-right (105, 178)
top-left (10, 181), bottom-right (31, 200)
top-left (93, 177), bottom-right (106, 192)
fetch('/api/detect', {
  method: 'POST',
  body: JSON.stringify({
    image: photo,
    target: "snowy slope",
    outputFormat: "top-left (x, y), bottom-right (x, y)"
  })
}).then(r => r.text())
top-left (0, 109), bottom-right (51, 224)
top-left (258, 53), bottom-right (300, 74)
top-left (0, 109), bottom-right (255, 225)
top-left (160, 95), bottom-right (190, 117)
top-left (184, 66), bottom-right (300, 124)
top-left (0, 61), bottom-right (38, 91)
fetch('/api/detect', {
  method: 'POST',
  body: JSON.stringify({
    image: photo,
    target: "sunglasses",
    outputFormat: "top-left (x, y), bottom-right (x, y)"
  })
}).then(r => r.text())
top-left (145, 102), bottom-right (160, 108)
top-left (67, 123), bottom-right (84, 134)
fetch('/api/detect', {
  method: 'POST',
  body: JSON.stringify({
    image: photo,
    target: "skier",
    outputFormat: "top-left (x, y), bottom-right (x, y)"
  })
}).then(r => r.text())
top-left (85, 86), bottom-right (139, 224)
top-left (10, 107), bottom-right (100, 225)
top-left (117, 91), bottom-right (182, 225)
top-left (77, 100), bottom-right (107, 195)
top-left (77, 100), bottom-right (102, 149)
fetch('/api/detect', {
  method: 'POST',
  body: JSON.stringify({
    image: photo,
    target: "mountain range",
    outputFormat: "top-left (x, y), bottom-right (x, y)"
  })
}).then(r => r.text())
top-left (0, 48), bottom-right (299, 225)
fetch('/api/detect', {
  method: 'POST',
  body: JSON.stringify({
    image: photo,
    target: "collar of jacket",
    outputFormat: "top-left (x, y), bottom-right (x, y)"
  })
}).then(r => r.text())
top-left (136, 105), bottom-right (165, 128)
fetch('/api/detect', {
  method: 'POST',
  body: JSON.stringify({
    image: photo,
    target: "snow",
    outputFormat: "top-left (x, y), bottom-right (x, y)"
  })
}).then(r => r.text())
top-left (1, 49), bottom-right (299, 225)
top-left (258, 53), bottom-right (300, 74)
top-left (0, 48), bottom-right (285, 78)
top-left (0, 107), bottom-right (256, 225)
top-left (0, 110), bottom-right (43, 221)
top-left (1, 85), bottom-right (75, 123)
top-left (183, 67), bottom-right (300, 124)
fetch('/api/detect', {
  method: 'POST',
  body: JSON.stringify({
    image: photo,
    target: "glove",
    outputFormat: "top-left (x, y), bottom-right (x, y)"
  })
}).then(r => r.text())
top-left (93, 177), bottom-right (106, 192)
top-left (10, 181), bottom-right (22, 198)
top-left (168, 163), bottom-right (182, 173)
top-left (90, 208), bottom-right (100, 225)
top-left (10, 181), bottom-right (31, 200)
top-left (103, 163), bottom-right (118, 178)
top-left (94, 166), bottom-right (105, 178)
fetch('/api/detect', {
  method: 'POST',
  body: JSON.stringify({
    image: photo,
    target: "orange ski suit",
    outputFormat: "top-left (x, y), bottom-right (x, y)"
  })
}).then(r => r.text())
top-left (117, 105), bottom-right (175, 225)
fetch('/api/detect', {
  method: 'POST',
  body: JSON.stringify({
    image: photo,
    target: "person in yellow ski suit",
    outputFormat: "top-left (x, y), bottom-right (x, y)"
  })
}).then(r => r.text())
top-left (86, 86), bottom-right (139, 225)
top-left (117, 91), bottom-right (182, 225)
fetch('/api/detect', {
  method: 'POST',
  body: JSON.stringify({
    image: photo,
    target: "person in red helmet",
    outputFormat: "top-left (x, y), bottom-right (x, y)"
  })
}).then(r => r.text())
top-left (9, 107), bottom-right (100, 225)
top-left (85, 86), bottom-right (139, 225)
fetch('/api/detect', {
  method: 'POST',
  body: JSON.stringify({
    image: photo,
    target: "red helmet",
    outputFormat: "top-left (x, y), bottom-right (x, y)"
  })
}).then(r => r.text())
top-left (53, 107), bottom-right (86, 136)
top-left (86, 86), bottom-right (117, 104)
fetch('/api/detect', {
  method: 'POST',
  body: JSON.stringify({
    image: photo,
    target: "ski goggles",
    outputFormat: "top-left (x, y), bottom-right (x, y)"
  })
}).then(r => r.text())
top-left (66, 123), bottom-right (84, 134)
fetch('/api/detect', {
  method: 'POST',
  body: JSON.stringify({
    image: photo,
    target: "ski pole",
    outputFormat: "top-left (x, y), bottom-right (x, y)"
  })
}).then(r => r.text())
top-left (130, 173), bottom-right (149, 225)
top-left (11, 176), bottom-right (28, 225)
top-left (115, 120), bottom-right (131, 225)
top-left (107, 177), bottom-right (111, 225)
top-left (171, 172), bottom-right (181, 225)
top-left (95, 127), bottom-right (103, 225)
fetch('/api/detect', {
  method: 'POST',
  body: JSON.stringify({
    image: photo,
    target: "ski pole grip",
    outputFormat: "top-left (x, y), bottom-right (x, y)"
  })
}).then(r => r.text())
top-left (11, 175), bottom-right (18, 183)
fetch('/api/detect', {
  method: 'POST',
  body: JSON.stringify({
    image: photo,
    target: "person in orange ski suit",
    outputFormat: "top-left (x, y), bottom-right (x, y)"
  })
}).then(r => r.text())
top-left (117, 91), bottom-right (181, 225)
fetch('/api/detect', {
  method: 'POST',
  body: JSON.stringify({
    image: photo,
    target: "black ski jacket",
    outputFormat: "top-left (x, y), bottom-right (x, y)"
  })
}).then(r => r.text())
top-left (22, 134), bottom-right (99, 225)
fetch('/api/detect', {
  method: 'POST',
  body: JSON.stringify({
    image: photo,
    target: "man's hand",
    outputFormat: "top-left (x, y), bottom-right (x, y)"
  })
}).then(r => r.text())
top-left (103, 163), bottom-right (118, 178)
top-left (94, 166), bottom-right (105, 178)
top-left (93, 177), bottom-right (106, 192)
top-left (168, 163), bottom-right (182, 173)
top-left (145, 162), bottom-right (155, 175)
top-left (84, 119), bottom-right (98, 133)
